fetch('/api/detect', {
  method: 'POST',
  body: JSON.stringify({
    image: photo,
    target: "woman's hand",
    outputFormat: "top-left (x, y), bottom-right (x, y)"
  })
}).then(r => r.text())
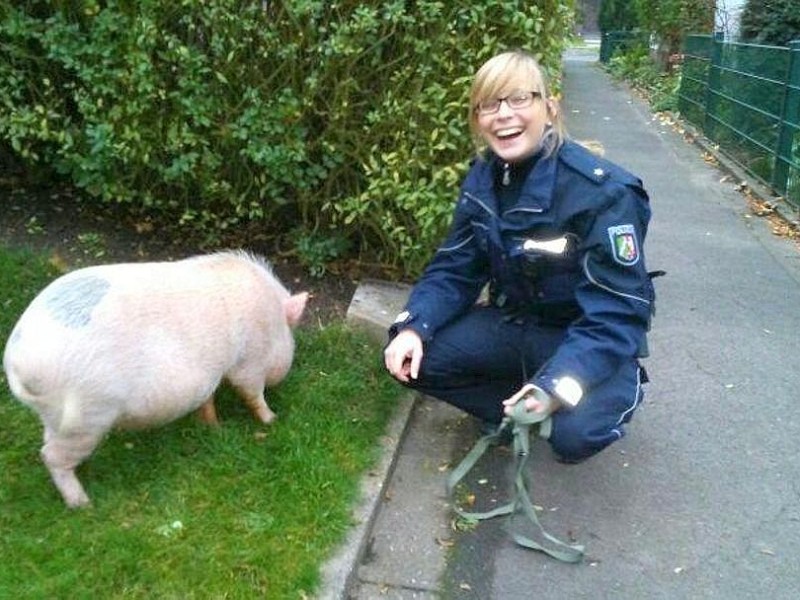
top-left (384, 329), bottom-right (424, 383)
top-left (503, 383), bottom-right (556, 416)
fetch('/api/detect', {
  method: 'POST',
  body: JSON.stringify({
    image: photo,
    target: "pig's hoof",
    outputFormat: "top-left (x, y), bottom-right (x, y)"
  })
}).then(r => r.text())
top-left (65, 494), bottom-right (92, 509)
top-left (259, 411), bottom-right (277, 424)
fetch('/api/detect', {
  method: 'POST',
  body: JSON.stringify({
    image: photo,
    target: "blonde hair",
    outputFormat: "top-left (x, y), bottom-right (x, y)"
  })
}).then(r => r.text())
top-left (468, 50), bottom-right (566, 157)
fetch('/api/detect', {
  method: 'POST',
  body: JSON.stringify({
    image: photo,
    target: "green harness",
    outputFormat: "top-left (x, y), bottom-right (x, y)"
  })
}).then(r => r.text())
top-left (446, 399), bottom-right (585, 563)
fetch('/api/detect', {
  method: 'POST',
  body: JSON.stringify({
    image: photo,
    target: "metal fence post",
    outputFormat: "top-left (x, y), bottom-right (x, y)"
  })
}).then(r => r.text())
top-left (600, 31), bottom-right (611, 63)
top-left (703, 31), bottom-right (725, 139)
top-left (772, 40), bottom-right (800, 200)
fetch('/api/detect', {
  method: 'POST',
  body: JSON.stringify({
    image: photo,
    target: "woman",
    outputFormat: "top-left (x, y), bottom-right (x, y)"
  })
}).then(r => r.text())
top-left (383, 49), bottom-right (655, 462)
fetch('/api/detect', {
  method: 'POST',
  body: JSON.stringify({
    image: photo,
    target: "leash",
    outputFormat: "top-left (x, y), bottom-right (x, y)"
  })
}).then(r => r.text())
top-left (446, 394), bottom-right (585, 563)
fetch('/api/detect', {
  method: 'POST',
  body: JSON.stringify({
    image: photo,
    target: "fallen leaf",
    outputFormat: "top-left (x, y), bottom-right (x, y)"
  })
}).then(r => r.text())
top-left (436, 537), bottom-right (455, 548)
top-left (48, 251), bottom-right (70, 273)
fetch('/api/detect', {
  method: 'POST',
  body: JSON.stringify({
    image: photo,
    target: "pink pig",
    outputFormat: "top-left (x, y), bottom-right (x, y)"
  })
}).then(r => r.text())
top-left (3, 251), bottom-right (308, 508)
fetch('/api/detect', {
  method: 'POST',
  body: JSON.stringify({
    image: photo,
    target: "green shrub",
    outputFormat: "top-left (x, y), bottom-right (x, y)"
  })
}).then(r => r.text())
top-left (607, 46), bottom-right (681, 113)
top-left (740, 0), bottom-right (800, 47)
top-left (0, 1), bottom-right (575, 276)
top-left (599, 0), bottom-right (641, 32)
top-left (291, 227), bottom-right (351, 278)
top-left (633, 0), bottom-right (715, 57)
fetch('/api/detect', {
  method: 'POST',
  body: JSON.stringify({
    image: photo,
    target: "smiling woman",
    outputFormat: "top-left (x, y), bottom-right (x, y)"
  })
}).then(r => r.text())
top-left (383, 49), bottom-right (657, 479)
top-left (468, 51), bottom-right (566, 163)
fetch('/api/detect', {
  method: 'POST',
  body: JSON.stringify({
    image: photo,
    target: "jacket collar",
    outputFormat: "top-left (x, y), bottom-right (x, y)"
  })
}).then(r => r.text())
top-left (463, 146), bottom-right (559, 213)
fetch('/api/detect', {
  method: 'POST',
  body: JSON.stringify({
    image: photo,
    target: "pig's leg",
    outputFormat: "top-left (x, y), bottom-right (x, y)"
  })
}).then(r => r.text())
top-left (40, 426), bottom-right (104, 508)
top-left (226, 362), bottom-right (278, 424)
top-left (227, 372), bottom-right (276, 424)
top-left (240, 388), bottom-right (276, 424)
top-left (196, 396), bottom-right (220, 425)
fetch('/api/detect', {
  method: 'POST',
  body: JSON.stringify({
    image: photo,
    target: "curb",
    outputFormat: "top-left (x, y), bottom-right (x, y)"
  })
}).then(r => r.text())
top-left (315, 391), bottom-right (417, 600)
top-left (315, 280), bottom-right (414, 599)
top-left (681, 119), bottom-right (800, 225)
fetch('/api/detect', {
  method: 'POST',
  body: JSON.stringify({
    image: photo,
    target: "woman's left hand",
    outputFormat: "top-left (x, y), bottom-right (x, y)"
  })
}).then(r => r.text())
top-left (503, 383), bottom-right (557, 416)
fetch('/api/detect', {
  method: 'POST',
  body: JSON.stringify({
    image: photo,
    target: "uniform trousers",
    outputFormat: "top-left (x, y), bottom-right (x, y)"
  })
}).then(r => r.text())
top-left (402, 306), bottom-right (644, 462)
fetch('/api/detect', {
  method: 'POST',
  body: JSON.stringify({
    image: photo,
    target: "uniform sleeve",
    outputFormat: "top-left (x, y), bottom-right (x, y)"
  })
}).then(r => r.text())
top-left (390, 195), bottom-right (490, 342)
top-left (533, 179), bottom-right (653, 405)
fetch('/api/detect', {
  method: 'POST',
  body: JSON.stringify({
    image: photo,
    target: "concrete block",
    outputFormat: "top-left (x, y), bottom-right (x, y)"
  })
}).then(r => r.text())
top-left (346, 279), bottom-right (412, 345)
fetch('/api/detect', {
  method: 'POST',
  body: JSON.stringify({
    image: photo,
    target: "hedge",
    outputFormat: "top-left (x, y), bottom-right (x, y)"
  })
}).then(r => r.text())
top-left (0, 0), bottom-right (575, 274)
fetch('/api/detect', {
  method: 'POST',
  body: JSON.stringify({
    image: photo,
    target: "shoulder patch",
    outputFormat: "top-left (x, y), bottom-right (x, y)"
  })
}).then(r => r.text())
top-left (608, 224), bottom-right (640, 266)
top-left (560, 141), bottom-right (610, 184)
top-left (560, 140), bottom-right (642, 188)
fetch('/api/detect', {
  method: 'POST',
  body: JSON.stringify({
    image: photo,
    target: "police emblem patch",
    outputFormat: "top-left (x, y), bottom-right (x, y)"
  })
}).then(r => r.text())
top-left (608, 224), bottom-right (639, 266)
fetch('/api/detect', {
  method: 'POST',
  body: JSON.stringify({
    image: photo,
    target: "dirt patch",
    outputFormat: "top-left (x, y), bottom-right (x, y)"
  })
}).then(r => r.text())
top-left (0, 184), bottom-right (388, 328)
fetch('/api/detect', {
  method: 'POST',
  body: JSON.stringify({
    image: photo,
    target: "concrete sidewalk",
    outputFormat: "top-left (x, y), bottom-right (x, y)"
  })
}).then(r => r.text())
top-left (324, 44), bottom-right (800, 599)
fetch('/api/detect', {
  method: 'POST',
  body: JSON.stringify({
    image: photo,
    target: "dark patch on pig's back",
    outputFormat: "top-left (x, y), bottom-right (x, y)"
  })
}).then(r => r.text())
top-left (42, 274), bottom-right (111, 328)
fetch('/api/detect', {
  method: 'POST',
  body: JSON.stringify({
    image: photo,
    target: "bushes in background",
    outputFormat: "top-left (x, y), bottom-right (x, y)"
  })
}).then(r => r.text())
top-left (598, 0), bottom-right (640, 32)
top-left (740, 0), bottom-right (800, 47)
top-left (0, 1), bottom-right (575, 276)
top-left (606, 46), bottom-right (681, 113)
top-left (634, 0), bottom-right (715, 57)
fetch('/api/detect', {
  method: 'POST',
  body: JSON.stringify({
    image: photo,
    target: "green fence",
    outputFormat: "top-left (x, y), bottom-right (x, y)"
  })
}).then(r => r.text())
top-left (678, 33), bottom-right (800, 209)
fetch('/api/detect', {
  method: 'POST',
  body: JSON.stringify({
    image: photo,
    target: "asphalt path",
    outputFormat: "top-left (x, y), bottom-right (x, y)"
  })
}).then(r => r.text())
top-left (340, 44), bottom-right (800, 600)
top-left (438, 45), bottom-right (800, 600)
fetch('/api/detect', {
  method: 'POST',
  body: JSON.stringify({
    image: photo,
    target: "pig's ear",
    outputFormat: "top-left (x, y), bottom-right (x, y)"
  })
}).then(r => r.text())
top-left (285, 292), bottom-right (309, 327)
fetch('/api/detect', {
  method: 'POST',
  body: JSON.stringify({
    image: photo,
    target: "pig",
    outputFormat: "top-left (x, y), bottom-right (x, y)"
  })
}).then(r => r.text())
top-left (2, 251), bottom-right (308, 508)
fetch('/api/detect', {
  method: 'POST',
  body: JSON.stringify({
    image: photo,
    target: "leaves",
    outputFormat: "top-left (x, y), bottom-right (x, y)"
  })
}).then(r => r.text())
top-left (1, 1), bottom-right (576, 275)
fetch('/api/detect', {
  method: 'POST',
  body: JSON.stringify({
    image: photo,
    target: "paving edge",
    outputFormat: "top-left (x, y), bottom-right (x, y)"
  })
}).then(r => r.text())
top-left (315, 279), bottom-right (415, 598)
top-left (682, 121), bottom-right (800, 224)
top-left (315, 390), bottom-right (418, 600)
top-left (592, 61), bottom-right (800, 225)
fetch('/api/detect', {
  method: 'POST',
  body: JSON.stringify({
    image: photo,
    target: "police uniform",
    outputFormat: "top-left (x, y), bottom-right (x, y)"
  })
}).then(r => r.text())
top-left (389, 139), bottom-right (655, 461)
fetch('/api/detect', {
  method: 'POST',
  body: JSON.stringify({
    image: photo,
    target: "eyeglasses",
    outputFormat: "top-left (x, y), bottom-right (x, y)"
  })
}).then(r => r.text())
top-left (475, 90), bottom-right (541, 115)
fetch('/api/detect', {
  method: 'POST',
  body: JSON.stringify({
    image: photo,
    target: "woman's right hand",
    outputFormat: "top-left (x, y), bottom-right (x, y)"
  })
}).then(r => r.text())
top-left (383, 329), bottom-right (424, 383)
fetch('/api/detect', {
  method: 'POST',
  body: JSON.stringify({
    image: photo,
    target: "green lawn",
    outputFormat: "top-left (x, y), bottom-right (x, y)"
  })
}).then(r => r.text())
top-left (0, 247), bottom-right (402, 598)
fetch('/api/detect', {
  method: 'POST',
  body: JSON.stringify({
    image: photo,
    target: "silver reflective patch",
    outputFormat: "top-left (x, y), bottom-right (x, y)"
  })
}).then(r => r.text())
top-left (522, 236), bottom-right (569, 255)
top-left (43, 274), bottom-right (111, 328)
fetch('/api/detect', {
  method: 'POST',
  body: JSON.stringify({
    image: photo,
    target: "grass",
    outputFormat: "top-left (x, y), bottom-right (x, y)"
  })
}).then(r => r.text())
top-left (0, 246), bottom-right (403, 598)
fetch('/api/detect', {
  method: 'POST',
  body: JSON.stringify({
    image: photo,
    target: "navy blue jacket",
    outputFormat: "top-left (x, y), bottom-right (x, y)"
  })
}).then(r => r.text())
top-left (394, 140), bottom-right (655, 400)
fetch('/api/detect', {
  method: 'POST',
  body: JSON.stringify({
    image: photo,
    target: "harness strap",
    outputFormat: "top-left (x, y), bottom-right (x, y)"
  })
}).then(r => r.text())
top-left (446, 399), bottom-right (585, 563)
